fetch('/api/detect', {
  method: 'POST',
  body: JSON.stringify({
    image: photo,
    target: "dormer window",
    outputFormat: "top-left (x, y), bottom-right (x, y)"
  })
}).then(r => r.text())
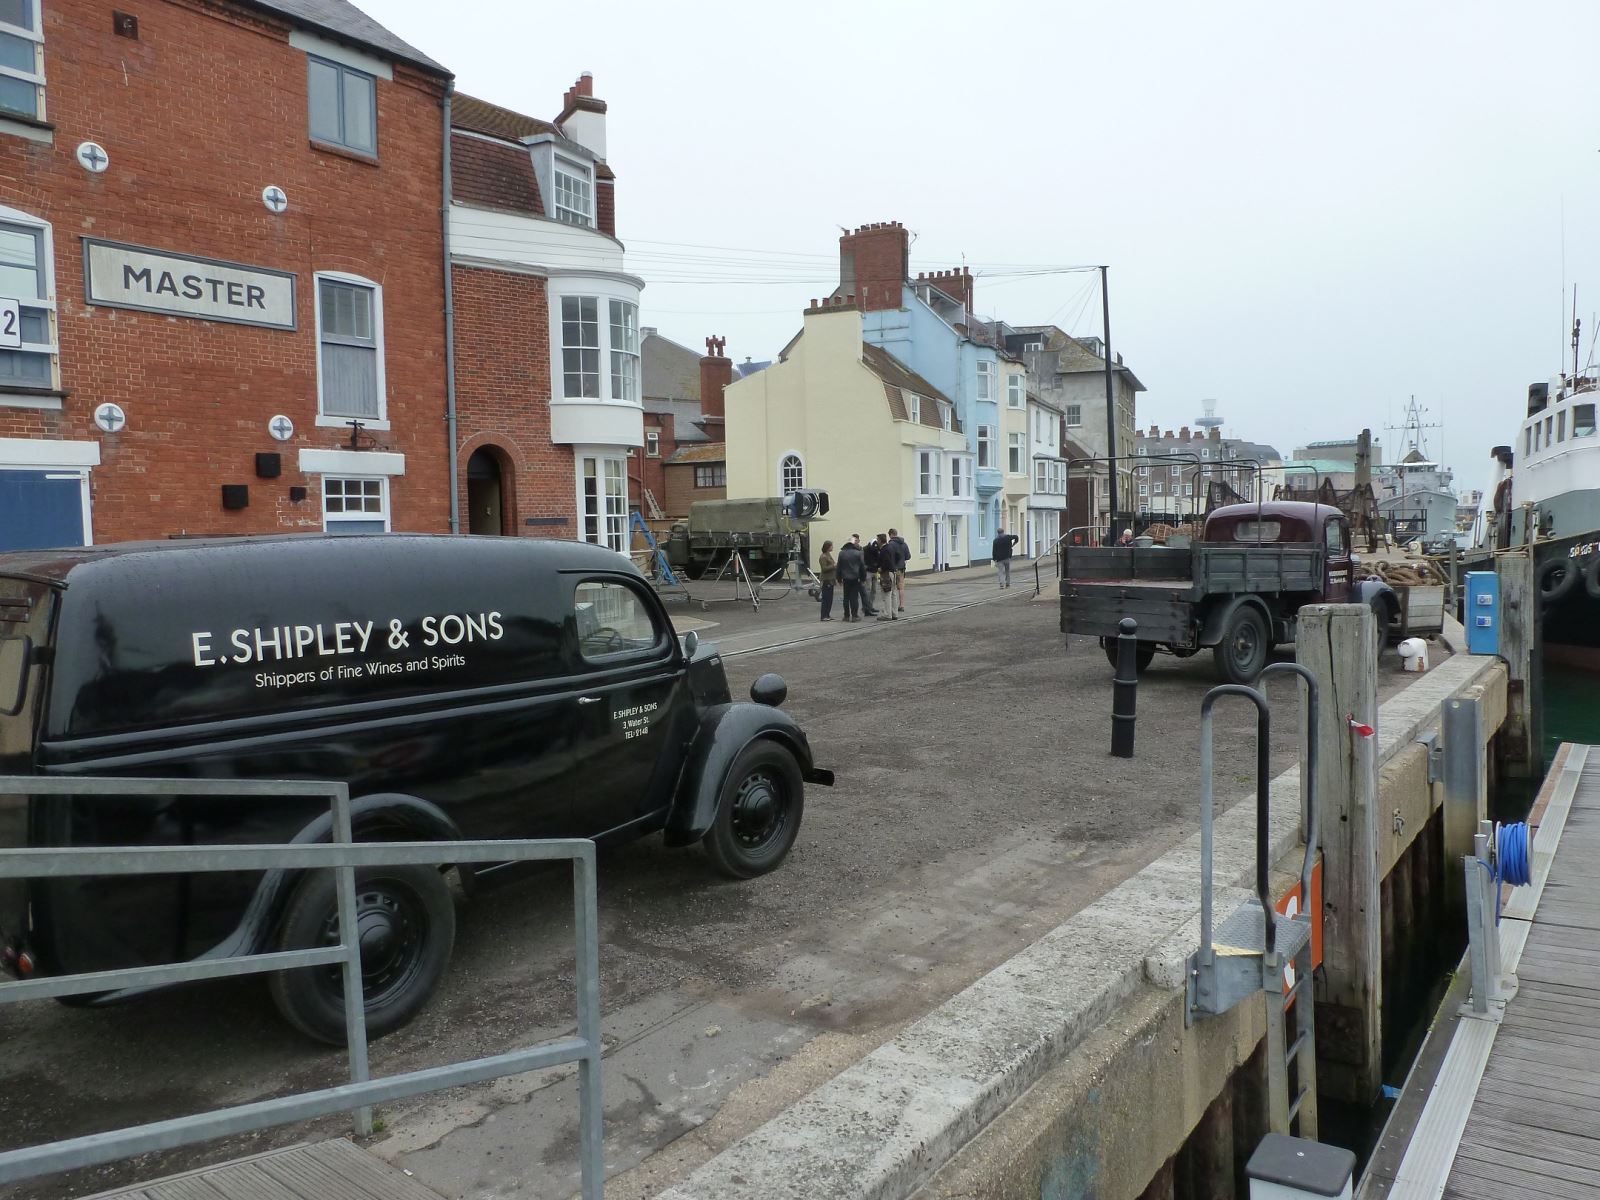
top-left (907, 394), bottom-right (920, 423)
top-left (554, 156), bottom-right (593, 226)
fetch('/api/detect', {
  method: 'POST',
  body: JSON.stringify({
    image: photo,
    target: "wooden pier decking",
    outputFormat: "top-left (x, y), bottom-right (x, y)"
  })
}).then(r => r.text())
top-left (1377, 743), bottom-right (1600, 1199)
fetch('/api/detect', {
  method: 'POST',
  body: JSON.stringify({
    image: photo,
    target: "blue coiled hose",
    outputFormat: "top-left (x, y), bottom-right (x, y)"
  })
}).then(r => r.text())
top-left (1497, 821), bottom-right (1531, 888)
top-left (1482, 821), bottom-right (1532, 924)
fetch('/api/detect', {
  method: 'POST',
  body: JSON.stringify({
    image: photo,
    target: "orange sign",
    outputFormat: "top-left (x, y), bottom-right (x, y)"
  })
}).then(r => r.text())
top-left (1275, 856), bottom-right (1324, 996)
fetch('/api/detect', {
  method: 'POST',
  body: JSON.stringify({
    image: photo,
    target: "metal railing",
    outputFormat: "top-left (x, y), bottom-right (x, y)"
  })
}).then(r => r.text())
top-left (0, 775), bottom-right (602, 1197)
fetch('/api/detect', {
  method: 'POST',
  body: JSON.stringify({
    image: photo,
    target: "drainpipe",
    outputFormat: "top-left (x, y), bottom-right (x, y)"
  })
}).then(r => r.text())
top-left (442, 81), bottom-right (461, 534)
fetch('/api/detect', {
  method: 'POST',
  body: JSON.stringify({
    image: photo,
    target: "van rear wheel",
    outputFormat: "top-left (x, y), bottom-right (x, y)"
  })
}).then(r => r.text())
top-left (268, 863), bottom-right (455, 1045)
top-left (703, 742), bottom-right (805, 880)
top-left (1100, 639), bottom-right (1157, 673)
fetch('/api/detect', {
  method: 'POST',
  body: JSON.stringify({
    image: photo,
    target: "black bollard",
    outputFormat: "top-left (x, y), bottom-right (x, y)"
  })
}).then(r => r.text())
top-left (1111, 616), bottom-right (1139, 758)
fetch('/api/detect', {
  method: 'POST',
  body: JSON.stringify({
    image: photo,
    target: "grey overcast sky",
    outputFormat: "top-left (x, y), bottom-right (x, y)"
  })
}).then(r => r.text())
top-left (367, 0), bottom-right (1600, 496)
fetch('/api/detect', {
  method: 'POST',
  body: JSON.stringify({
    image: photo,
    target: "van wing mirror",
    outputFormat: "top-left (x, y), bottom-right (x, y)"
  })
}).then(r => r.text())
top-left (681, 629), bottom-right (699, 658)
top-left (0, 636), bottom-right (32, 718)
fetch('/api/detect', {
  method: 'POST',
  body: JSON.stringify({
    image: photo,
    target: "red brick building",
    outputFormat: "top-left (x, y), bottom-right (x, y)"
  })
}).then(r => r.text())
top-left (447, 79), bottom-right (642, 548)
top-left (0, 0), bottom-right (453, 549)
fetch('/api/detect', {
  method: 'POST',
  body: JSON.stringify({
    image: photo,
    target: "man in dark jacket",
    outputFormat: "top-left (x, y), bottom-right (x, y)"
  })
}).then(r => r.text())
top-left (858, 534), bottom-right (881, 615)
top-left (836, 537), bottom-right (866, 621)
top-left (992, 527), bottom-right (1020, 589)
top-left (873, 533), bottom-right (900, 621)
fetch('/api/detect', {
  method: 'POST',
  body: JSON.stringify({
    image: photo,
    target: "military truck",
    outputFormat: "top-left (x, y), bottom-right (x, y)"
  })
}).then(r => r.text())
top-left (665, 497), bottom-right (810, 580)
top-left (1059, 501), bottom-right (1400, 683)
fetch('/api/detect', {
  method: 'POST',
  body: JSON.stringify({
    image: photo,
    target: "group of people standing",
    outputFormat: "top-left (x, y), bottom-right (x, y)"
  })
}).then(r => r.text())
top-left (816, 530), bottom-right (909, 623)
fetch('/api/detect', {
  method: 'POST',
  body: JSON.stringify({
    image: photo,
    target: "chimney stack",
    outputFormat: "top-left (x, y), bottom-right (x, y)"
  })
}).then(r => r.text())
top-left (1180, 426), bottom-right (1190, 441)
top-left (698, 335), bottom-right (733, 431)
top-left (1209, 426), bottom-right (1221, 441)
top-left (838, 221), bottom-right (909, 313)
top-left (557, 72), bottom-right (608, 159)
top-left (915, 267), bottom-right (974, 315)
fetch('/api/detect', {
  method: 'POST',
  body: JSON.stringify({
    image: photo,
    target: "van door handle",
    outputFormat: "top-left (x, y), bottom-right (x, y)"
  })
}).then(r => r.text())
top-left (578, 696), bottom-right (604, 705)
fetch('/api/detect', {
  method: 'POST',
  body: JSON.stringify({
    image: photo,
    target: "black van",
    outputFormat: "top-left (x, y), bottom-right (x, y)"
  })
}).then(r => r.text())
top-left (0, 535), bottom-right (830, 1041)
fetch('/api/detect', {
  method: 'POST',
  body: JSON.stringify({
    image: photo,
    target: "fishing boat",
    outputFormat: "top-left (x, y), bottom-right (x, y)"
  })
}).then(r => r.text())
top-left (1482, 337), bottom-right (1600, 670)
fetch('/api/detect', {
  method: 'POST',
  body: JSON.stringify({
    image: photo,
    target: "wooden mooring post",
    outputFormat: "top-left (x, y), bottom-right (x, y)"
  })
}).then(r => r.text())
top-left (1494, 549), bottom-right (1543, 781)
top-left (1298, 604), bottom-right (1382, 1106)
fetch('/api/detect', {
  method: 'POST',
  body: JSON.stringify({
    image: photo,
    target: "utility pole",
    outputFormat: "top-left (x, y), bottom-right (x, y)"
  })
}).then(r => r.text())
top-left (1100, 266), bottom-right (1119, 523)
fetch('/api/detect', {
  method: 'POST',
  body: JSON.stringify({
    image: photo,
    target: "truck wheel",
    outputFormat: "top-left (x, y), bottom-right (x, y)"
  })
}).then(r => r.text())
top-left (1214, 608), bottom-right (1269, 684)
top-left (703, 741), bottom-right (805, 880)
top-left (1101, 639), bottom-right (1157, 673)
top-left (268, 864), bottom-right (455, 1045)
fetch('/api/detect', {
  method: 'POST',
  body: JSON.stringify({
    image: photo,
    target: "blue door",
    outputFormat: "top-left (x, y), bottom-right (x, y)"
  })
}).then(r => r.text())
top-left (0, 469), bottom-right (86, 551)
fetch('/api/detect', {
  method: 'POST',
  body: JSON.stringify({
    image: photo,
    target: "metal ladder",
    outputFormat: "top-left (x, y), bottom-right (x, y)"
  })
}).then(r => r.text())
top-left (628, 510), bottom-right (687, 599)
top-left (1185, 663), bottom-right (1320, 1139)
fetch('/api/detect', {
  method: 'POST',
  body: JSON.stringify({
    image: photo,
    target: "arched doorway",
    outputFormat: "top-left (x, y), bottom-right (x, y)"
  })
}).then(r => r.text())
top-left (467, 446), bottom-right (507, 535)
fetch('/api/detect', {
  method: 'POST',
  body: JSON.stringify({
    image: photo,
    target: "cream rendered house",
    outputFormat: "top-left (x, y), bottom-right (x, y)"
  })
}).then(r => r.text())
top-left (725, 299), bottom-right (972, 572)
top-left (997, 364), bottom-right (1068, 554)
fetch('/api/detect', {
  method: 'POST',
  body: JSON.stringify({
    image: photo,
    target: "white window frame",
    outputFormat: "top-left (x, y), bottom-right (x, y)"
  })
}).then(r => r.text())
top-left (939, 402), bottom-right (953, 432)
top-left (306, 54), bottom-right (377, 156)
top-left (918, 515), bottom-right (930, 555)
top-left (578, 452), bottom-right (628, 551)
top-left (976, 424), bottom-right (992, 468)
top-left (907, 394), bottom-right (920, 424)
top-left (560, 295), bottom-right (602, 400)
top-left (0, 203), bottom-right (57, 400)
top-left (644, 430), bottom-right (660, 458)
top-left (554, 155), bottom-right (594, 227)
top-left (950, 455), bottom-right (971, 498)
top-left (979, 360), bottom-right (996, 403)
top-left (1034, 460), bottom-right (1047, 493)
top-left (1004, 369), bottom-right (1022, 408)
top-left (1154, 481), bottom-right (1164, 495)
top-left (1022, 340), bottom-right (1043, 352)
top-left (1008, 432), bottom-right (1025, 475)
top-left (609, 298), bottom-right (639, 403)
top-left (918, 449), bottom-right (940, 497)
top-left (1065, 403), bottom-right (1082, 427)
top-left (321, 475), bottom-right (391, 532)
top-left (1138, 483), bottom-right (1149, 497)
top-left (0, 0), bottom-right (44, 126)
top-left (779, 451), bottom-right (805, 495)
top-left (314, 271), bottom-right (387, 429)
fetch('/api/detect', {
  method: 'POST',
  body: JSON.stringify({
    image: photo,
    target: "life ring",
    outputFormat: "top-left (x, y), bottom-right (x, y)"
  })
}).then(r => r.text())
top-left (1538, 556), bottom-right (1579, 604)
top-left (1585, 554), bottom-right (1600, 600)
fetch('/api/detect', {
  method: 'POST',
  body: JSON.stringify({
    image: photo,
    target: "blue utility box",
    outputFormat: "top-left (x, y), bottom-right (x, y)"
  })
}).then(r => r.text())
top-left (1465, 571), bottom-right (1500, 656)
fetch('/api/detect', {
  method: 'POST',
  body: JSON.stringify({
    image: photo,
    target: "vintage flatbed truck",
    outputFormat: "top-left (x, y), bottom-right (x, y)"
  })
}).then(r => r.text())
top-left (1059, 501), bottom-right (1401, 683)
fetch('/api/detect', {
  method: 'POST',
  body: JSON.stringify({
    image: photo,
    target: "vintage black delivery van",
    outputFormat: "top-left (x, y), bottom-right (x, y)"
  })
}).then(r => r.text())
top-left (0, 535), bottom-right (830, 1041)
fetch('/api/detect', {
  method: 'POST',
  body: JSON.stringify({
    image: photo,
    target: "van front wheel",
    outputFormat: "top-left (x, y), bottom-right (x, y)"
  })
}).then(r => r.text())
top-left (269, 863), bottom-right (456, 1045)
top-left (703, 742), bottom-right (805, 880)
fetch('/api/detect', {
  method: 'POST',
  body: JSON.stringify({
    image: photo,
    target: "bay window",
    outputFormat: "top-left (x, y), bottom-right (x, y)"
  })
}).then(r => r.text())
top-left (561, 296), bottom-right (601, 398)
top-left (1008, 433), bottom-right (1024, 474)
top-left (976, 425), bottom-right (992, 468)
top-left (609, 299), bottom-right (638, 403)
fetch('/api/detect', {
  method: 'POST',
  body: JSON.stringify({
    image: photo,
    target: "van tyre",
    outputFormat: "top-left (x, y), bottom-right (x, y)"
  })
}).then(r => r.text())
top-left (269, 863), bottom-right (455, 1045)
top-left (703, 742), bottom-right (804, 880)
top-left (1214, 607), bottom-right (1269, 684)
top-left (1538, 556), bottom-right (1579, 605)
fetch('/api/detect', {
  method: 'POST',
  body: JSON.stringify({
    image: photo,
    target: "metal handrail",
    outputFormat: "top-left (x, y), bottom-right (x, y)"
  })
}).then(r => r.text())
top-left (0, 775), bottom-right (603, 1197)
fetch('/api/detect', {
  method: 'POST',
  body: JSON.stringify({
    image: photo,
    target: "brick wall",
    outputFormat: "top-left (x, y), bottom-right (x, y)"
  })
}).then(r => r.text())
top-left (663, 458), bottom-right (724, 515)
top-left (0, 0), bottom-right (449, 541)
top-left (636, 411), bottom-right (673, 515)
top-left (450, 263), bottom-right (574, 536)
